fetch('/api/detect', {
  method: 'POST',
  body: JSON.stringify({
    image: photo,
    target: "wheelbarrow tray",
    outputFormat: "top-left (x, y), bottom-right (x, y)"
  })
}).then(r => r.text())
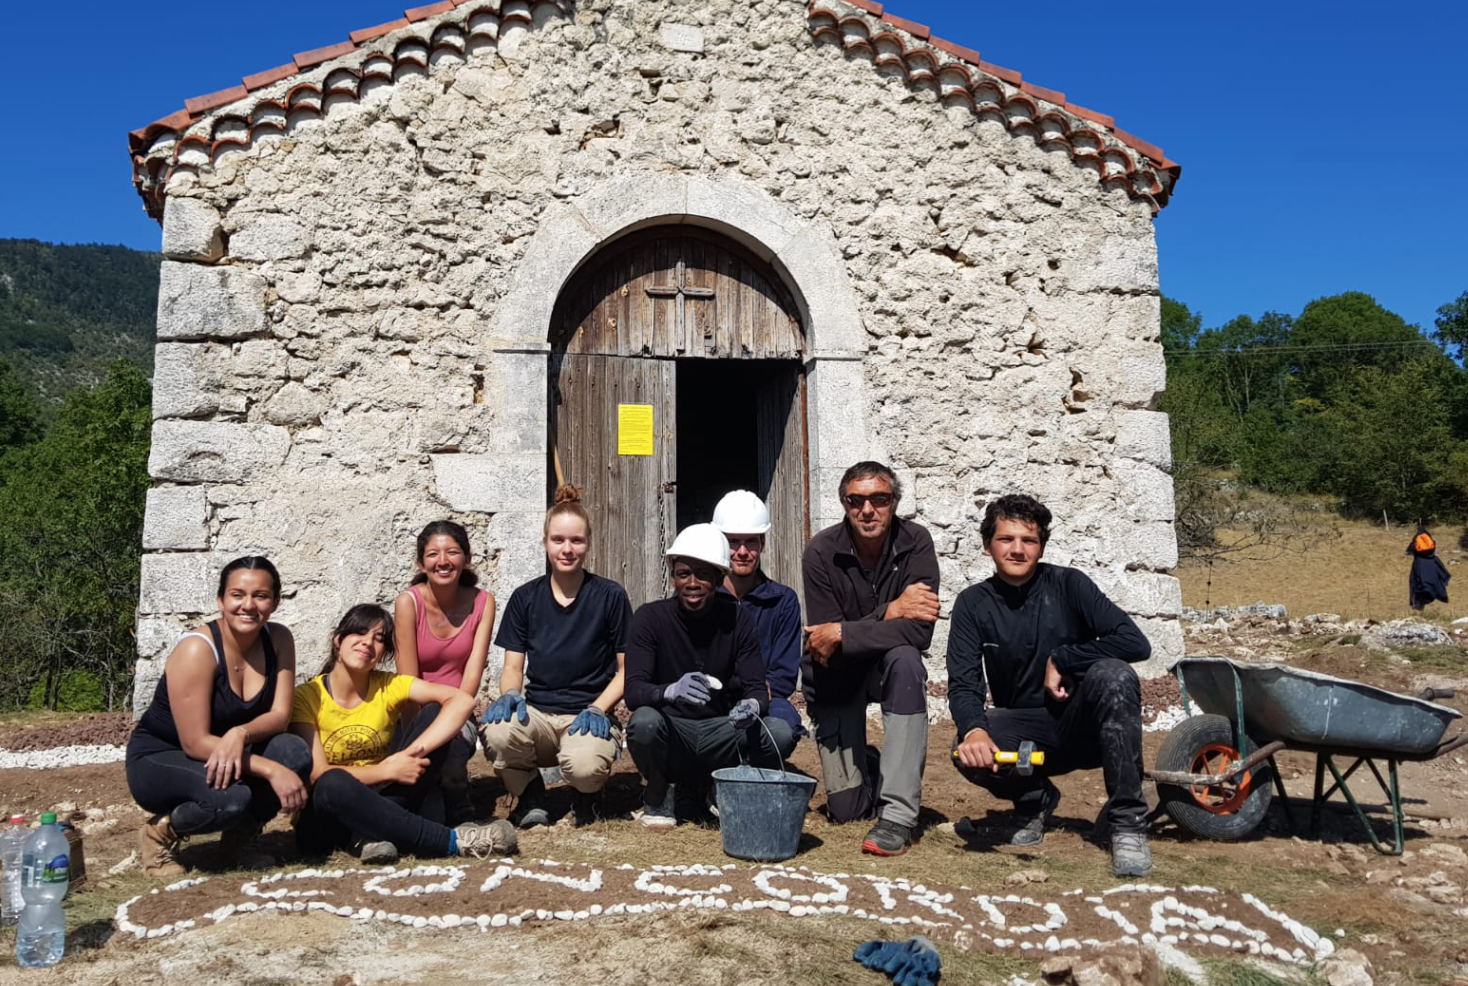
top-left (1171, 657), bottom-right (1461, 756)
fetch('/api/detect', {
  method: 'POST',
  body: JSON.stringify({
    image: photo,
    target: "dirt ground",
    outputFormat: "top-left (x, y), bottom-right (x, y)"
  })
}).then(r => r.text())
top-left (2, 618), bottom-right (1467, 985)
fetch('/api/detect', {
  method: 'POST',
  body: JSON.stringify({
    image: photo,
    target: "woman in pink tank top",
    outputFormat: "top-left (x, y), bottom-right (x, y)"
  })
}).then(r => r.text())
top-left (393, 521), bottom-right (496, 822)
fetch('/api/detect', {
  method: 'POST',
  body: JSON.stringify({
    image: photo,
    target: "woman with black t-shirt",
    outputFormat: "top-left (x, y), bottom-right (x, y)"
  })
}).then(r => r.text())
top-left (479, 485), bottom-right (634, 828)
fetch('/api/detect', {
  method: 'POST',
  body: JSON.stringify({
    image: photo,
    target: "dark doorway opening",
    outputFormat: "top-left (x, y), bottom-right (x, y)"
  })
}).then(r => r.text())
top-left (675, 358), bottom-right (807, 591)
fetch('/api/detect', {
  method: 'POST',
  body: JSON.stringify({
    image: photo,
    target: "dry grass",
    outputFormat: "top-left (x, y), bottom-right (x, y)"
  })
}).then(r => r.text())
top-left (1175, 518), bottom-right (1468, 622)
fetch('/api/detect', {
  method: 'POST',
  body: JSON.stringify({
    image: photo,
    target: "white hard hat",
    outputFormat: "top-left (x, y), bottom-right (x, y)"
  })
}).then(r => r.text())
top-left (712, 490), bottom-right (771, 535)
top-left (666, 523), bottom-right (732, 572)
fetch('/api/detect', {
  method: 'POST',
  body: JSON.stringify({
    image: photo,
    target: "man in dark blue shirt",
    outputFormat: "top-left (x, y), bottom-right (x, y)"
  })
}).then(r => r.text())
top-left (947, 494), bottom-right (1153, 877)
top-left (713, 490), bottom-right (804, 761)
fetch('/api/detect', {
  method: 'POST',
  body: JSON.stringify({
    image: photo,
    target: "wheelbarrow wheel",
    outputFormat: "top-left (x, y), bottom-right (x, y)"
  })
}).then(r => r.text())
top-left (1155, 713), bottom-right (1272, 841)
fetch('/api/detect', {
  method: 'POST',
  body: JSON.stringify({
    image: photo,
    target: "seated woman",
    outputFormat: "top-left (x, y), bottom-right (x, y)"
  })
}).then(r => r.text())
top-left (290, 604), bottom-right (516, 863)
top-left (392, 520), bottom-right (495, 823)
top-left (480, 485), bottom-right (633, 828)
top-left (126, 556), bottom-right (311, 877)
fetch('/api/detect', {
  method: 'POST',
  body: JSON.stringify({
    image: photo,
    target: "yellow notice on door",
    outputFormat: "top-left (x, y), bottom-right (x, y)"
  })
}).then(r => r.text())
top-left (617, 404), bottom-right (655, 456)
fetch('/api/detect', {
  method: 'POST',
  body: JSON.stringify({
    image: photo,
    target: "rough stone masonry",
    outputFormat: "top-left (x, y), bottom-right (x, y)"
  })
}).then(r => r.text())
top-left (129, 0), bottom-right (1182, 711)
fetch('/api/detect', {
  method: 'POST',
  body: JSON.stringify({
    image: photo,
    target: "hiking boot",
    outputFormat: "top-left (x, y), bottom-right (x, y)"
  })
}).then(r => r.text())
top-left (511, 774), bottom-right (551, 829)
top-left (455, 819), bottom-right (518, 858)
top-left (638, 786), bottom-right (676, 830)
top-left (861, 818), bottom-right (917, 857)
top-left (217, 819), bottom-right (275, 869)
top-left (1011, 780), bottom-right (1061, 847)
top-left (1110, 831), bottom-right (1153, 877)
top-left (571, 790), bottom-right (601, 827)
top-left (140, 813), bottom-right (186, 879)
top-left (359, 840), bottom-right (399, 865)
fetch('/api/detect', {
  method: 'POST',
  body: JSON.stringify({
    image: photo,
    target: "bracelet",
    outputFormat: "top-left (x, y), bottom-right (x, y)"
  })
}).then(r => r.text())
top-left (239, 725), bottom-right (251, 744)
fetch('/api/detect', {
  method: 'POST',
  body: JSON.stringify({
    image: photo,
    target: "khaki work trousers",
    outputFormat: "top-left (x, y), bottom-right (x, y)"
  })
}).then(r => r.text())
top-left (479, 705), bottom-right (619, 796)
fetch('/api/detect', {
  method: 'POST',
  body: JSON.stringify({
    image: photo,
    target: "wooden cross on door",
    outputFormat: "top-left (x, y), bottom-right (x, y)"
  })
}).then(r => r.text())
top-left (645, 259), bottom-right (715, 354)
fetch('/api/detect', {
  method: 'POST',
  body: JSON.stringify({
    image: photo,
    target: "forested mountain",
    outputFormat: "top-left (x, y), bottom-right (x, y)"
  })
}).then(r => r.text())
top-left (0, 238), bottom-right (159, 407)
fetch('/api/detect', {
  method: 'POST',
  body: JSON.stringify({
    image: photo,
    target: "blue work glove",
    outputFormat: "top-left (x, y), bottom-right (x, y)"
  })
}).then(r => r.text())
top-left (728, 697), bottom-right (760, 727)
top-left (663, 672), bottom-right (711, 706)
top-left (853, 937), bottom-right (940, 986)
top-left (567, 706), bottom-right (611, 740)
top-left (482, 689), bottom-right (528, 725)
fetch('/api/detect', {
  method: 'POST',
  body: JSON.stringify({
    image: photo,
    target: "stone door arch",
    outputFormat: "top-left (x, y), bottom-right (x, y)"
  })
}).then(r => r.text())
top-left (549, 225), bottom-right (808, 607)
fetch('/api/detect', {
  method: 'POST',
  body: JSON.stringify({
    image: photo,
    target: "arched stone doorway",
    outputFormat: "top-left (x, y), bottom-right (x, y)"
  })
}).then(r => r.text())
top-left (549, 225), bottom-right (808, 607)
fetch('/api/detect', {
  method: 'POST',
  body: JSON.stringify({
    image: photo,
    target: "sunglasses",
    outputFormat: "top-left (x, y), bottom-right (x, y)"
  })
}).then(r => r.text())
top-left (843, 493), bottom-right (894, 509)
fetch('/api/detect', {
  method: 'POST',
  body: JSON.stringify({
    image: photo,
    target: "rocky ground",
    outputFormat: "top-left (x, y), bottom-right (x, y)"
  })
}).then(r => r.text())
top-left (1, 613), bottom-right (1465, 985)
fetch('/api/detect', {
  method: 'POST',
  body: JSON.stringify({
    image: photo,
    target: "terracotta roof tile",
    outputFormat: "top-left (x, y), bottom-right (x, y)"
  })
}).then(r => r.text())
top-left (845, 0), bottom-right (884, 13)
top-left (294, 40), bottom-right (357, 70)
top-left (930, 36), bottom-right (980, 65)
top-left (1065, 102), bottom-right (1115, 128)
top-left (184, 85), bottom-right (250, 116)
top-left (1021, 81), bottom-right (1064, 105)
top-left (978, 60), bottom-right (1022, 86)
top-left (880, 13), bottom-right (929, 39)
top-left (1111, 127), bottom-right (1165, 164)
top-left (350, 19), bottom-right (411, 44)
top-left (405, 1), bottom-right (455, 20)
top-left (242, 64), bottom-right (299, 91)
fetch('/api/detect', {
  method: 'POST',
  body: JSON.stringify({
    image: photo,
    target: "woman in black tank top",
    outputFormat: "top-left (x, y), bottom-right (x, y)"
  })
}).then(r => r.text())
top-left (125, 557), bottom-right (312, 878)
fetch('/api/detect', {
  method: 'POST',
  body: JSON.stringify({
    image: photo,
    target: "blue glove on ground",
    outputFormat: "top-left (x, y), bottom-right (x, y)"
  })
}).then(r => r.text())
top-left (482, 689), bottom-right (528, 725)
top-left (728, 697), bottom-right (760, 727)
top-left (567, 706), bottom-right (611, 740)
top-left (853, 937), bottom-right (940, 986)
top-left (663, 672), bottom-right (711, 706)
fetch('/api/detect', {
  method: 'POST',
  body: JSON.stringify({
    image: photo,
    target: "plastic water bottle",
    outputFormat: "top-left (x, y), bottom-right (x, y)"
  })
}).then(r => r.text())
top-left (17, 812), bottom-right (67, 968)
top-left (1, 814), bottom-right (27, 925)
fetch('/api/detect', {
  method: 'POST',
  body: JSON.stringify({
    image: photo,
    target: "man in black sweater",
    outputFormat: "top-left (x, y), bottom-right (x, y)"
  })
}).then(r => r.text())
top-left (624, 523), bottom-right (777, 829)
top-left (947, 494), bottom-right (1153, 877)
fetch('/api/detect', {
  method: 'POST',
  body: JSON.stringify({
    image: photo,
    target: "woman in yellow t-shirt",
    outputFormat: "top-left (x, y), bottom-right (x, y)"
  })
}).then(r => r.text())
top-left (290, 604), bottom-right (517, 863)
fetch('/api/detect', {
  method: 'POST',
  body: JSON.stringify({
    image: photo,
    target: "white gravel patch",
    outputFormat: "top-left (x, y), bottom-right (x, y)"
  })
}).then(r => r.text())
top-left (0, 744), bottom-right (126, 770)
top-left (1144, 705), bottom-right (1192, 733)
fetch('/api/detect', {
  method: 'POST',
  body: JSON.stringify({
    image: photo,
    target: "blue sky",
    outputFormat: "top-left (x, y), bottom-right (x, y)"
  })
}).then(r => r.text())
top-left (2, 0), bottom-right (1463, 335)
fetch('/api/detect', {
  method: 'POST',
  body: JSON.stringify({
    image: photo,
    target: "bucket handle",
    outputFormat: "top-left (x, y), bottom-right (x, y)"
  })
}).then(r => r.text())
top-left (735, 715), bottom-right (789, 779)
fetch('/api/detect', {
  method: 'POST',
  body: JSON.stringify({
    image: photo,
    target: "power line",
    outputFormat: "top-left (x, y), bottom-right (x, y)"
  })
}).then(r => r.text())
top-left (1163, 338), bottom-right (1442, 359)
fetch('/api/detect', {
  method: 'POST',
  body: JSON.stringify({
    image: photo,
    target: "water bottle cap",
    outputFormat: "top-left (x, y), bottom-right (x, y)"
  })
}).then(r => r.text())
top-left (39, 813), bottom-right (56, 825)
top-left (8, 815), bottom-right (22, 824)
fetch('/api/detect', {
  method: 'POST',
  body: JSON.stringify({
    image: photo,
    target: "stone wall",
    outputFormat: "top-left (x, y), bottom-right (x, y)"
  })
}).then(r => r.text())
top-left (134, 0), bottom-right (1180, 711)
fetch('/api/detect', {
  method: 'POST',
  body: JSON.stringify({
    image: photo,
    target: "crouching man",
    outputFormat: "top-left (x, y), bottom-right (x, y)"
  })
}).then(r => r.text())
top-left (624, 524), bottom-right (783, 828)
top-left (947, 494), bottom-right (1154, 877)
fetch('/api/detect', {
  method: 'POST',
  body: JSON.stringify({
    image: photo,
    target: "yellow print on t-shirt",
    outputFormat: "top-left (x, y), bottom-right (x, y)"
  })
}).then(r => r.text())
top-left (291, 671), bottom-right (414, 767)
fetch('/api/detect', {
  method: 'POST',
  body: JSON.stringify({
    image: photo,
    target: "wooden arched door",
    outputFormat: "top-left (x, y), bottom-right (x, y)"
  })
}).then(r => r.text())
top-left (549, 226), bottom-right (807, 608)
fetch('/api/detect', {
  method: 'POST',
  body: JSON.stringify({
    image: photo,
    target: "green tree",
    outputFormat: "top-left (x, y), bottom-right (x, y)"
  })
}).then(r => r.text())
top-left (0, 356), bottom-right (41, 452)
top-left (1161, 296), bottom-right (1202, 351)
top-left (0, 359), bottom-right (152, 710)
top-left (1433, 290), bottom-right (1468, 362)
top-left (1289, 292), bottom-right (1430, 400)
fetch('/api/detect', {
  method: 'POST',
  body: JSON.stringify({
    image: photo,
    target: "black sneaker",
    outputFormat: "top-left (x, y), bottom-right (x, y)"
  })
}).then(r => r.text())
top-left (1011, 780), bottom-right (1061, 846)
top-left (511, 774), bottom-right (551, 829)
top-left (861, 818), bottom-right (917, 857)
top-left (571, 790), bottom-right (600, 827)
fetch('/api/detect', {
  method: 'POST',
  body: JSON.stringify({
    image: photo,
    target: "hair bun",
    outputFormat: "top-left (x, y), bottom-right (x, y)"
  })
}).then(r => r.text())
top-left (553, 484), bottom-right (584, 506)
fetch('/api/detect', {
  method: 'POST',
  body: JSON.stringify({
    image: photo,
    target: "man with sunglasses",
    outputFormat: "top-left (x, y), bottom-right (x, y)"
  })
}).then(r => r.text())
top-left (802, 461), bottom-right (939, 856)
top-left (624, 523), bottom-right (780, 829)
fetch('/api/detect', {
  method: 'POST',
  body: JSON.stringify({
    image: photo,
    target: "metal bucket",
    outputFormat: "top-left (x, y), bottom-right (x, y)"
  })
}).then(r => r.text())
top-left (712, 765), bottom-right (816, 862)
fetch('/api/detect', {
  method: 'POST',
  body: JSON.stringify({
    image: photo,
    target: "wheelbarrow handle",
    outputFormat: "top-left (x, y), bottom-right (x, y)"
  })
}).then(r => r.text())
top-left (1416, 687), bottom-right (1455, 701)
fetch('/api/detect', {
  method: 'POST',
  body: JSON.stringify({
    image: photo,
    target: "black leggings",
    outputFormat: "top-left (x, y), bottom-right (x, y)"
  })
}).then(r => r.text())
top-left (126, 733), bottom-right (312, 837)
top-left (295, 703), bottom-right (454, 858)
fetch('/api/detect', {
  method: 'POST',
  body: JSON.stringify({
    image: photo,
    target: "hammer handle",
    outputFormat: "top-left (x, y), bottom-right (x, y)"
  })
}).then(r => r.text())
top-left (994, 750), bottom-right (1045, 766)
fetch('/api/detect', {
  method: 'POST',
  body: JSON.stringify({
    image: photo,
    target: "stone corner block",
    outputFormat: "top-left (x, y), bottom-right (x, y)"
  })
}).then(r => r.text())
top-left (1114, 410), bottom-right (1173, 469)
top-left (143, 486), bottom-right (209, 550)
top-left (149, 420), bottom-right (291, 483)
top-left (162, 197), bottom-right (225, 263)
top-left (432, 453), bottom-right (544, 513)
top-left (1132, 616), bottom-right (1184, 678)
top-left (137, 553), bottom-right (214, 616)
top-left (157, 261), bottom-right (268, 341)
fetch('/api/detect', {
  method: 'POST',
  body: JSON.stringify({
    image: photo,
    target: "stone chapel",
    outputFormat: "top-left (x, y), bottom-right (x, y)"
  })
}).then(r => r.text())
top-left (127, 0), bottom-right (1184, 709)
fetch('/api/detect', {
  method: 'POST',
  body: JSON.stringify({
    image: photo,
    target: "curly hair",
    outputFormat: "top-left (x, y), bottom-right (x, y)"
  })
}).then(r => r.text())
top-left (979, 494), bottom-right (1052, 546)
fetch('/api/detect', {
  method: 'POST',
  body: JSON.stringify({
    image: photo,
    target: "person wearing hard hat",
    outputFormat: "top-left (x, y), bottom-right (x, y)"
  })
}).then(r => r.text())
top-left (623, 523), bottom-right (778, 829)
top-left (802, 461), bottom-right (939, 857)
top-left (712, 490), bottom-right (804, 762)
